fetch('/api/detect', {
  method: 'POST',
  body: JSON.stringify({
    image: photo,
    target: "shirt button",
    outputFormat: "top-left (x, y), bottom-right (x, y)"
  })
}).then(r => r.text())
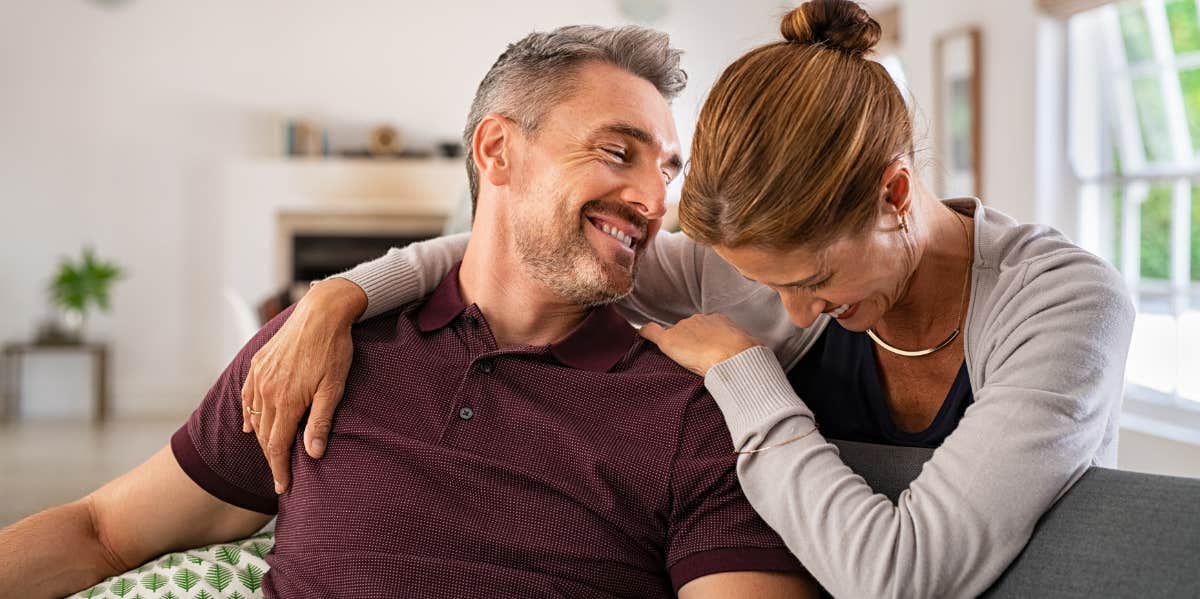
top-left (464, 315), bottom-right (477, 326)
top-left (478, 359), bottom-right (495, 374)
top-left (458, 407), bottom-right (475, 420)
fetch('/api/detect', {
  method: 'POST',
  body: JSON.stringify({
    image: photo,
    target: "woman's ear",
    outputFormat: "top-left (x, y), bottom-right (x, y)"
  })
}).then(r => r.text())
top-left (472, 114), bottom-right (514, 189)
top-left (879, 158), bottom-right (912, 221)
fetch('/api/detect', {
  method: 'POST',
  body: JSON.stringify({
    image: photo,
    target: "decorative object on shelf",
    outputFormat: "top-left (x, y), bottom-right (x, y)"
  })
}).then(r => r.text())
top-left (438, 141), bottom-right (464, 159)
top-left (39, 247), bottom-right (124, 345)
top-left (934, 27), bottom-right (982, 199)
top-left (616, 0), bottom-right (670, 24)
top-left (369, 124), bottom-right (402, 157)
top-left (285, 119), bottom-right (328, 157)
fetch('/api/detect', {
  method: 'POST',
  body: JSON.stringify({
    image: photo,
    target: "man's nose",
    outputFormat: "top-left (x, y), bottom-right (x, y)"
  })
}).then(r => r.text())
top-left (620, 167), bottom-right (668, 221)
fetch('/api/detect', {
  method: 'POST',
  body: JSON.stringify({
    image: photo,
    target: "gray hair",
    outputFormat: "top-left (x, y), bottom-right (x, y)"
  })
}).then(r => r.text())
top-left (463, 25), bottom-right (688, 209)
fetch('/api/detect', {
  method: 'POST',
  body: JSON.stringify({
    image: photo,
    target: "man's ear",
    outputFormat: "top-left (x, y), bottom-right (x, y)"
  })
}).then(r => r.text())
top-left (879, 158), bottom-right (912, 221)
top-left (473, 114), bottom-right (514, 190)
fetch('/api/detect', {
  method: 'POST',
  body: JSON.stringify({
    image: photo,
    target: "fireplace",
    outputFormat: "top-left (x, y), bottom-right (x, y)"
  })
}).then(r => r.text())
top-left (276, 208), bottom-right (447, 296)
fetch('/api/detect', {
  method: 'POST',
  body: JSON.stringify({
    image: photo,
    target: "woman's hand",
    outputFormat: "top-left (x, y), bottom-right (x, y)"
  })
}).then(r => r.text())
top-left (241, 278), bottom-right (365, 493)
top-left (639, 314), bottom-right (762, 377)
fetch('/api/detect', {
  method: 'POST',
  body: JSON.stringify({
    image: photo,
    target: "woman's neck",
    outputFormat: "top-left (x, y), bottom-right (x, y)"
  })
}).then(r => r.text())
top-left (878, 191), bottom-right (974, 341)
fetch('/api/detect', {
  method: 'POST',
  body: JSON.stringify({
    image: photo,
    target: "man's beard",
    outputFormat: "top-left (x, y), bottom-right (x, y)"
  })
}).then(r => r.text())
top-left (513, 198), bottom-right (645, 307)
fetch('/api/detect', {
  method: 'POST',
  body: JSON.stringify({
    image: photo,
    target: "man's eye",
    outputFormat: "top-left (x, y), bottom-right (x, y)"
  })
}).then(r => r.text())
top-left (604, 147), bottom-right (627, 161)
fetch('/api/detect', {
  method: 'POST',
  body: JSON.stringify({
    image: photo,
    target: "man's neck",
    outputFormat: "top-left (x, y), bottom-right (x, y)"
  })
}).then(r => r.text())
top-left (457, 240), bottom-right (592, 348)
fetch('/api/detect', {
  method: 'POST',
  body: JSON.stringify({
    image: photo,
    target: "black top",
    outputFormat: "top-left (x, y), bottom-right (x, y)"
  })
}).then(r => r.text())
top-left (787, 322), bottom-right (973, 448)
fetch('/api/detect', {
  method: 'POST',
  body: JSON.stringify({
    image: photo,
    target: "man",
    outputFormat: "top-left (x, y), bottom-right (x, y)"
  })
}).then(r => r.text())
top-left (0, 25), bottom-right (815, 598)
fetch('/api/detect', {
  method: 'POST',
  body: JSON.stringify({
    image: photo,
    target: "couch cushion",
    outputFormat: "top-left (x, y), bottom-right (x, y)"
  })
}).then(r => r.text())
top-left (832, 439), bottom-right (1200, 598)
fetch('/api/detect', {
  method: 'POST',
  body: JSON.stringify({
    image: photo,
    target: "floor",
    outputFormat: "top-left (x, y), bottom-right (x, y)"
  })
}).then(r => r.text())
top-left (0, 417), bottom-right (183, 527)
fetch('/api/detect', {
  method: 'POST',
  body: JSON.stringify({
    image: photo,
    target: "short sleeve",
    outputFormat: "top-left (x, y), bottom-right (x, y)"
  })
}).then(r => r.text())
top-left (170, 306), bottom-right (300, 515)
top-left (665, 389), bottom-right (806, 590)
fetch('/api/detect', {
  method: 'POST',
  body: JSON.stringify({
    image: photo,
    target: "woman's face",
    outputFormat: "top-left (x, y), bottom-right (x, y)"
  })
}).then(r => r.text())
top-left (713, 215), bottom-right (918, 331)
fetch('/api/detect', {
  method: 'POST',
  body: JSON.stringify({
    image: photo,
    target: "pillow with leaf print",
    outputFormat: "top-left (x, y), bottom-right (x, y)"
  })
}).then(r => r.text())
top-left (67, 532), bottom-right (273, 599)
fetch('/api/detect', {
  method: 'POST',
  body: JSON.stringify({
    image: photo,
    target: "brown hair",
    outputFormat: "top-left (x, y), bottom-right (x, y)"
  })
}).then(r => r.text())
top-left (679, 0), bottom-right (912, 250)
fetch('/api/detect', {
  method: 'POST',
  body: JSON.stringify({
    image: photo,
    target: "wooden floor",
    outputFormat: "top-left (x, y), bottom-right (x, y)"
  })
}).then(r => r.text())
top-left (0, 417), bottom-right (184, 527)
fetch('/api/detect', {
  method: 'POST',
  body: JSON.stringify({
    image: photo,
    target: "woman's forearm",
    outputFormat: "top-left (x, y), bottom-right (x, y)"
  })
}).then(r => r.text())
top-left (335, 230), bottom-right (813, 362)
top-left (333, 233), bottom-right (470, 321)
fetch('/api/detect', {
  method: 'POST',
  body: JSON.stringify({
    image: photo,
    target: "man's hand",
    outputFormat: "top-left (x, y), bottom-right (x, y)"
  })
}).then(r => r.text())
top-left (242, 278), bottom-right (365, 493)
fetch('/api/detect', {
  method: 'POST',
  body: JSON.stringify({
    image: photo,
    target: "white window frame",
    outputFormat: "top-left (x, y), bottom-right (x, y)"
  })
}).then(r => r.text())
top-left (1063, 0), bottom-right (1200, 445)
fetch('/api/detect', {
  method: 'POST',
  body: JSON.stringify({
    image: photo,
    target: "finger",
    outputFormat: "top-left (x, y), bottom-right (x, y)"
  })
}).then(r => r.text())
top-left (639, 322), bottom-right (666, 343)
top-left (266, 405), bottom-right (300, 495)
top-left (241, 367), bottom-right (257, 433)
top-left (255, 388), bottom-right (276, 476)
top-left (303, 382), bottom-right (342, 459)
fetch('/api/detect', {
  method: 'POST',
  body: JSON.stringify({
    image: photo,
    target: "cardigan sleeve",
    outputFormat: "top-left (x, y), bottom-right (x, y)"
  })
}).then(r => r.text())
top-left (334, 230), bottom-right (813, 362)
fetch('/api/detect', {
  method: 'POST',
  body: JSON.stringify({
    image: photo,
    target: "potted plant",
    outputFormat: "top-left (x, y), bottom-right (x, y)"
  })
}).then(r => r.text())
top-left (38, 247), bottom-right (124, 345)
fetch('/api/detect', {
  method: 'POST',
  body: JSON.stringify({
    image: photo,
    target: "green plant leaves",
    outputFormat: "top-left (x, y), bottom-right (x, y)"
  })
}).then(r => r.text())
top-left (172, 567), bottom-right (199, 591)
top-left (80, 586), bottom-right (105, 598)
top-left (49, 246), bottom-right (123, 317)
top-left (205, 563), bottom-right (233, 591)
top-left (195, 590), bottom-right (214, 599)
top-left (140, 572), bottom-right (168, 591)
top-left (215, 544), bottom-right (241, 566)
top-left (238, 563), bottom-right (264, 592)
top-left (109, 577), bottom-right (136, 597)
top-left (246, 540), bottom-right (271, 559)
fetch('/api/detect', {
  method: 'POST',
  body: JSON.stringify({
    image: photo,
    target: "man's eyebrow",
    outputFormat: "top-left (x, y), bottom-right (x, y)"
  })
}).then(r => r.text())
top-left (598, 122), bottom-right (683, 174)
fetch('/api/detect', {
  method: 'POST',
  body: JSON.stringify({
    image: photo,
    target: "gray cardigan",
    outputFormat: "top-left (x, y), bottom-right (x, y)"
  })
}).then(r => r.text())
top-left (336, 198), bottom-right (1135, 598)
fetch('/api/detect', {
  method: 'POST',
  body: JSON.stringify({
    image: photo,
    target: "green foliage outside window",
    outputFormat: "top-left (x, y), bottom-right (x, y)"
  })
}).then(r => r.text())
top-left (1119, 2), bottom-right (1155, 62)
top-left (1166, 0), bottom-right (1200, 53)
top-left (1140, 186), bottom-right (1173, 280)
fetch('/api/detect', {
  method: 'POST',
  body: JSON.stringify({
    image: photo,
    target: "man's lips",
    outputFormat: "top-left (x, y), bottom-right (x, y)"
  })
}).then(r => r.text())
top-left (586, 214), bottom-right (644, 245)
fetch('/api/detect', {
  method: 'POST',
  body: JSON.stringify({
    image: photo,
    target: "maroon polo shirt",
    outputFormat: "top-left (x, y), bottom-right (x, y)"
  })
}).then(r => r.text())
top-left (172, 264), bottom-right (804, 598)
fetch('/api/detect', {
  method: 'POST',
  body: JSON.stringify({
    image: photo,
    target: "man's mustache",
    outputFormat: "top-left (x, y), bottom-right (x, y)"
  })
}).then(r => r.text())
top-left (580, 199), bottom-right (649, 241)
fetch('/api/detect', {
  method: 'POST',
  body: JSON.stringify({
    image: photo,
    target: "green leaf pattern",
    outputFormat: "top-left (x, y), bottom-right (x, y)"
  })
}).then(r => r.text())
top-left (67, 532), bottom-right (274, 598)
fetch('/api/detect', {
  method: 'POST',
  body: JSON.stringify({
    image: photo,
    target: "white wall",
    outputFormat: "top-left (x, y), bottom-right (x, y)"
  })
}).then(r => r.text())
top-left (0, 0), bottom-right (804, 417)
top-left (898, 0), bottom-right (1043, 224)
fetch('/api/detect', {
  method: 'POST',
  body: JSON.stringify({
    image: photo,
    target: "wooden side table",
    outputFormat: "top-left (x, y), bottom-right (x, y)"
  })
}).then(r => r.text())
top-left (2, 343), bottom-right (109, 423)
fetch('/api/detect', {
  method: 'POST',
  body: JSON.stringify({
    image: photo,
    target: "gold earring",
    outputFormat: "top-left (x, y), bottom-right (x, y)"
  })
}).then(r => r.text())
top-left (899, 212), bottom-right (909, 233)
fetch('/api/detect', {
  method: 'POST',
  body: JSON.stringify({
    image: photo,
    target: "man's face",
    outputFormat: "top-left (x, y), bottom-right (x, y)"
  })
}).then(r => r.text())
top-left (506, 61), bottom-right (682, 306)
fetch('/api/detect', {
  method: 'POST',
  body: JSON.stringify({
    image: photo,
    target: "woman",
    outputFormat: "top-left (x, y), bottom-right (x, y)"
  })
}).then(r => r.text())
top-left (241, 1), bottom-right (1134, 596)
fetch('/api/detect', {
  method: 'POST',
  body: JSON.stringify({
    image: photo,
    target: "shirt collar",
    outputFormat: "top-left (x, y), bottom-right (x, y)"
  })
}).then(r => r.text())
top-left (415, 262), bottom-right (638, 373)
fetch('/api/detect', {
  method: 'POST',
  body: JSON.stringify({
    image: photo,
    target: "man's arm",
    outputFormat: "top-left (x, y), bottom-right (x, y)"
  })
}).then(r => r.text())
top-left (678, 571), bottom-right (817, 598)
top-left (0, 445), bottom-right (271, 599)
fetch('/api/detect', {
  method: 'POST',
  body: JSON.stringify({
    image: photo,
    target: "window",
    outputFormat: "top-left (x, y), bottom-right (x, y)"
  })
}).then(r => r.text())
top-left (1069, 0), bottom-right (1200, 428)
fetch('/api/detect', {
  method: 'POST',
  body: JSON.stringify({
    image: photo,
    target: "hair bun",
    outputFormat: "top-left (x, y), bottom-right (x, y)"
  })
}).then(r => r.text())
top-left (781, 0), bottom-right (881, 56)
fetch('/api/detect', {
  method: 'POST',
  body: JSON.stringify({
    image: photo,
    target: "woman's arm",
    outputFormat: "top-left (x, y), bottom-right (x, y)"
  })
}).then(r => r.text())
top-left (700, 253), bottom-right (1134, 598)
top-left (338, 229), bottom-right (805, 356)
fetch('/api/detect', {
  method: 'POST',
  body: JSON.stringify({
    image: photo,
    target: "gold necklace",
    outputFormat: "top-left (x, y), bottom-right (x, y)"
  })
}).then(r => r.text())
top-left (867, 210), bottom-right (972, 358)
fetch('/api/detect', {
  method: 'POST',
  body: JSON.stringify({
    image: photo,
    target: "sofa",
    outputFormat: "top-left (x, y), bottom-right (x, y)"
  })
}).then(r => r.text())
top-left (833, 439), bottom-right (1200, 598)
top-left (70, 439), bottom-right (1200, 598)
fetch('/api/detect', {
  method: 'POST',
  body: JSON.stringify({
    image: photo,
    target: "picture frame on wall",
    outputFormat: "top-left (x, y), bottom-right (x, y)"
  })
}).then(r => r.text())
top-left (934, 27), bottom-right (982, 199)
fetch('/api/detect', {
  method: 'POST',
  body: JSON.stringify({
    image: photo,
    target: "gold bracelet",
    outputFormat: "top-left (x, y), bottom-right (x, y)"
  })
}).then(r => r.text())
top-left (734, 426), bottom-right (819, 455)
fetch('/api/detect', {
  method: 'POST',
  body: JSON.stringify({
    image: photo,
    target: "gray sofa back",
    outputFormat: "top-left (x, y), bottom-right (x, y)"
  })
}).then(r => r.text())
top-left (830, 439), bottom-right (1200, 598)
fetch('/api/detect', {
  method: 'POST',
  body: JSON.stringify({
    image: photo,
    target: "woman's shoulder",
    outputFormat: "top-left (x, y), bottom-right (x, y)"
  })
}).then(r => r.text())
top-left (971, 202), bottom-right (1127, 303)
top-left (966, 202), bottom-right (1134, 368)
